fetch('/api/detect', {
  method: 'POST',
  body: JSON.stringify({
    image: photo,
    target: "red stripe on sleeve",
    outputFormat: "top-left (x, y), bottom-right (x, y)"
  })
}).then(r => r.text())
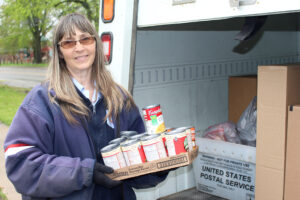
top-left (5, 143), bottom-right (31, 152)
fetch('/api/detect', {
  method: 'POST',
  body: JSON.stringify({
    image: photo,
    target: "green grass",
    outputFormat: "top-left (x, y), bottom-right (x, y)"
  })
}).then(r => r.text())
top-left (0, 63), bottom-right (48, 67)
top-left (0, 84), bottom-right (28, 125)
top-left (0, 187), bottom-right (8, 200)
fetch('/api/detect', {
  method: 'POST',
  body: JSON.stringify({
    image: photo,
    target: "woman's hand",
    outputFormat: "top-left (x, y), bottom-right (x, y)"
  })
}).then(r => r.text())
top-left (93, 162), bottom-right (122, 188)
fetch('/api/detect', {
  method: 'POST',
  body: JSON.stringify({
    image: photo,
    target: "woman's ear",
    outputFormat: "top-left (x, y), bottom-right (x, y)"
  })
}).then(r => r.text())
top-left (58, 49), bottom-right (64, 59)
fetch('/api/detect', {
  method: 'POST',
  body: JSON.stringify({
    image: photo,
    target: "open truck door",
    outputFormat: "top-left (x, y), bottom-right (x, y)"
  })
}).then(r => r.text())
top-left (99, 0), bottom-right (300, 199)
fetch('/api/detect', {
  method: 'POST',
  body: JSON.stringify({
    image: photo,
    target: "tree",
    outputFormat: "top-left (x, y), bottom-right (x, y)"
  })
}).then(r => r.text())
top-left (0, 0), bottom-right (100, 63)
top-left (55, 0), bottom-right (100, 31)
top-left (0, 0), bottom-right (56, 63)
top-left (0, 11), bottom-right (32, 55)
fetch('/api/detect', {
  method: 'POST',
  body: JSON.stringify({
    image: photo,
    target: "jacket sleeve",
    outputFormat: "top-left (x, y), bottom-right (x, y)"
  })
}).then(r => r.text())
top-left (4, 105), bottom-right (95, 198)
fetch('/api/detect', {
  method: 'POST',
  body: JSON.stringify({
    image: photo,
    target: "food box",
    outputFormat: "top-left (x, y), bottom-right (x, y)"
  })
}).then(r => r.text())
top-left (256, 64), bottom-right (300, 200)
top-left (228, 75), bottom-right (257, 123)
top-left (193, 137), bottom-right (256, 200)
top-left (284, 105), bottom-right (300, 200)
top-left (107, 146), bottom-right (198, 180)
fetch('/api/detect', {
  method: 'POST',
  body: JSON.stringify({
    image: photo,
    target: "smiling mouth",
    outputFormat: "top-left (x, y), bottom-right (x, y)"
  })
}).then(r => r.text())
top-left (75, 55), bottom-right (88, 61)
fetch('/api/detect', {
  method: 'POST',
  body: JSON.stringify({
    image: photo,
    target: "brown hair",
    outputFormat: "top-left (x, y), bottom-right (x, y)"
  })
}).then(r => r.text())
top-left (47, 13), bottom-right (135, 124)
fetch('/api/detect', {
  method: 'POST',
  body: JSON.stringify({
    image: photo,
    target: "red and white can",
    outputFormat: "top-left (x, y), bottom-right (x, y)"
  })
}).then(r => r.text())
top-left (141, 134), bottom-right (167, 161)
top-left (188, 126), bottom-right (196, 149)
top-left (174, 127), bottom-right (193, 152)
top-left (101, 143), bottom-right (127, 170)
top-left (165, 129), bottom-right (188, 156)
top-left (130, 133), bottom-right (148, 141)
top-left (120, 131), bottom-right (138, 139)
top-left (121, 139), bottom-right (146, 166)
top-left (142, 104), bottom-right (166, 134)
top-left (160, 131), bottom-right (168, 156)
top-left (108, 137), bottom-right (127, 145)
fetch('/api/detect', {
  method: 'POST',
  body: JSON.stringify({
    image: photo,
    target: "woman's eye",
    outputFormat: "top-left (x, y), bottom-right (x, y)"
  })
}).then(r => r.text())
top-left (65, 41), bottom-right (74, 44)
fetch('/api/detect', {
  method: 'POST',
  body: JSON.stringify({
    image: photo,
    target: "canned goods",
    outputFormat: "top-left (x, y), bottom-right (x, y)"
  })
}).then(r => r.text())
top-left (160, 131), bottom-right (168, 156)
top-left (188, 126), bottom-right (196, 149)
top-left (101, 143), bottom-right (127, 170)
top-left (142, 104), bottom-right (166, 134)
top-left (141, 134), bottom-right (167, 161)
top-left (165, 129), bottom-right (188, 156)
top-left (120, 131), bottom-right (138, 139)
top-left (108, 137), bottom-right (127, 145)
top-left (130, 133), bottom-right (148, 141)
top-left (174, 127), bottom-right (193, 152)
top-left (121, 139), bottom-right (146, 166)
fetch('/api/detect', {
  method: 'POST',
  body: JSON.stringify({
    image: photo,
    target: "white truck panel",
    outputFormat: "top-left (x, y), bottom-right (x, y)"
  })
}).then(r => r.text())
top-left (98, 0), bottom-right (300, 198)
top-left (99, 0), bottom-right (135, 90)
top-left (138, 0), bottom-right (300, 27)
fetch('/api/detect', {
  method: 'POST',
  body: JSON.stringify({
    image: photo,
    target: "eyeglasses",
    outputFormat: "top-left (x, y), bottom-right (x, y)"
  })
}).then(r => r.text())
top-left (58, 36), bottom-right (95, 49)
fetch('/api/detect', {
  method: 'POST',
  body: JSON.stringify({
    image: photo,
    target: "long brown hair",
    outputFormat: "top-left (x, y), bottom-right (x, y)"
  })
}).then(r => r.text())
top-left (47, 13), bottom-right (135, 124)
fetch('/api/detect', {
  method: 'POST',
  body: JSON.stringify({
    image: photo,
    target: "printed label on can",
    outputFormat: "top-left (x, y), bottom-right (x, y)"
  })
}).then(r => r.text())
top-left (141, 135), bottom-right (167, 161)
top-left (122, 141), bottom-right (146, 166)
top-left (165, 131), bottom-right (188, 156)
top-left (143, 105), bottom-right (166, 134)
top-left (185, 128), bottom-right (193, 152)
top-left (102, 146), bottom-right (127, 170)
top-left (160, 132), bottom-right (168, 156)
top-left (190, 126), bottom-right (196, 149)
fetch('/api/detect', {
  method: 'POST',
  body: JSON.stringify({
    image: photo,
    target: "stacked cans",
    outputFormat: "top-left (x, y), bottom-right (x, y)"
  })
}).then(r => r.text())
top-left (164, 126), bottom-right (196, 156)
top-left (100, 104), bottom-right (196, 170)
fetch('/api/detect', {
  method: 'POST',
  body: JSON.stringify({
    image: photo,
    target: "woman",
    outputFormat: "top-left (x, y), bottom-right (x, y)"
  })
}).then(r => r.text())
top-left (4, 13), bottom-right (167, 200)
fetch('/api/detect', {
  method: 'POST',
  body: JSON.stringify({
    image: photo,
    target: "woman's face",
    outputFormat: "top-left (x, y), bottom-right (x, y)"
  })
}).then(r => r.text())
top-left (59, 27), bottom-right (96, 76)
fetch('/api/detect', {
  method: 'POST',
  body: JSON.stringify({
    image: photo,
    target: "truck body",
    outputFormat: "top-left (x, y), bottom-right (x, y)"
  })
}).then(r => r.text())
top-left (98, 1), bottom-right (300, 199)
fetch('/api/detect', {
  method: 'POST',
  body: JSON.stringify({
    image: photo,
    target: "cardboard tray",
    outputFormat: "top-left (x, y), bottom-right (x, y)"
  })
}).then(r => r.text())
top-left (107, 146), bottom-right (199, 180)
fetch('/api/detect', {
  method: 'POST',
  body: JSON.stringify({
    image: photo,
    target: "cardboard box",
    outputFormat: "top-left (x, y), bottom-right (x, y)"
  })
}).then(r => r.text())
top-left (228, 76), bottom-right (257, 123)
top-left (107, 146), bottom-right (198, 180)
top-left (256, 64), bottom-right (300, 200)
top-left (284, 105), bottom-right (300, 200)
top-left (193, 137), bottom-right (256, 200)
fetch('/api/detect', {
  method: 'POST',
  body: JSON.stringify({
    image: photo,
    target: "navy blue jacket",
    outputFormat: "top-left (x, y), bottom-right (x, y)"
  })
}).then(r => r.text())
top-left (4, 83), bottom-right (167, 200)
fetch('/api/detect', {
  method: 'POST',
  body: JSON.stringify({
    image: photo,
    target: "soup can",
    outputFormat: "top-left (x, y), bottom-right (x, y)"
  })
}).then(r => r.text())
top-left (101, 143), bottom-right (127, 170)
top-left (120, 131), bottom-right (138, 139)
top-left (142, 104), bottom-right (166, 134)
top-left (165, 129), bottom-right (188, 156)
top-left (174, 127), bottom-right (193, 152)
top-left (121, 139), bottom-right (146, 166)
top-left (130, 133), bottom-right (148, 141)
top-left (159, 131), bottom-right (168, 156)
top-left (108, 137), bottom-right (127, 145)
top-left (188, 126), bottom-right (196, 149)
top-left (141, 134), bottom-right (167, 161)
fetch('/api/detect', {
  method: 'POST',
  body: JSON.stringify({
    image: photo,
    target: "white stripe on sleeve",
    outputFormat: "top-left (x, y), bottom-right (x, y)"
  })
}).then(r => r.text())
top-left (5, 146), bottom-right (34, 159)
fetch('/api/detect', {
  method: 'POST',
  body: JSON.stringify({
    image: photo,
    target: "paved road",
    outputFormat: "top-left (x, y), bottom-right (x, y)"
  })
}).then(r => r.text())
top-left (0, 66), bottom-right (47, 88)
